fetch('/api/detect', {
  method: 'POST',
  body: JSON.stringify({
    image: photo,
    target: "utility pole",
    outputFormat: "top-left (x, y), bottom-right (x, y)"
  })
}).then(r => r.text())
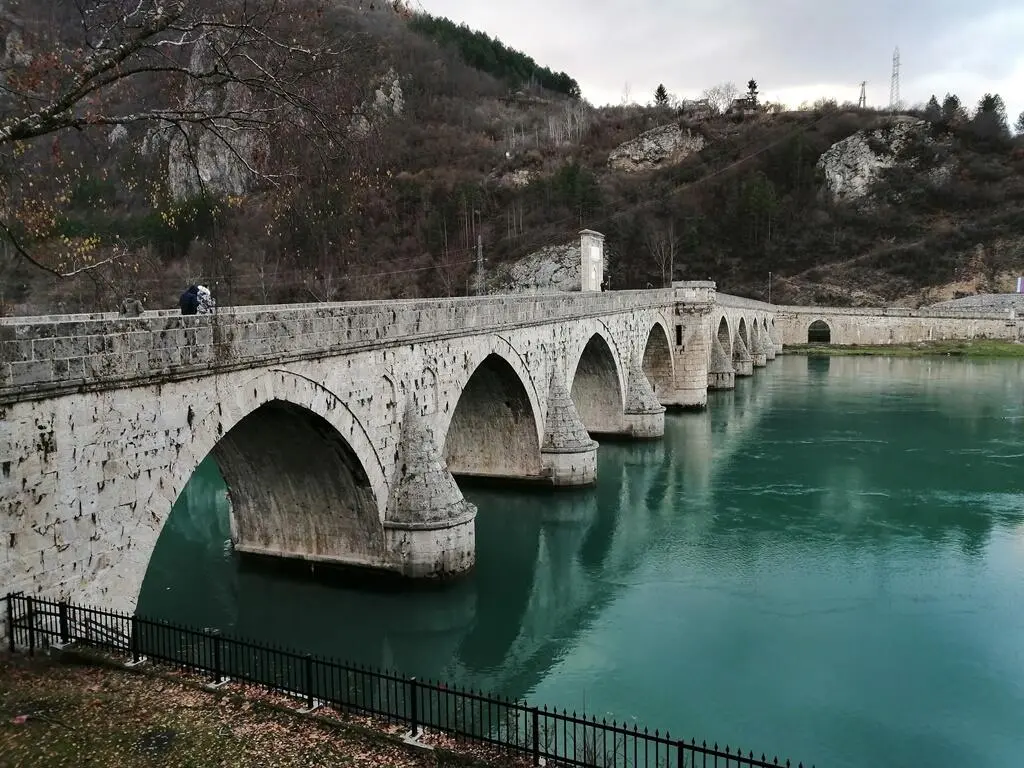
top-left (474, 234), bottom-right (484, 296)
top-left (889, 47), bottom-right (900, 113)
top-left (768, 271), bottom-right (772, 305)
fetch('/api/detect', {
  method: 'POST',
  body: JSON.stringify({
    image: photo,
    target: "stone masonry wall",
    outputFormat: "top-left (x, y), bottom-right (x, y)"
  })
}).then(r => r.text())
top-left (774, 305), bottom-right (1020, 345)
top-left (1, 301), bottom-right (684, 631)
top-left (0, 291), bottom-right (676, 404)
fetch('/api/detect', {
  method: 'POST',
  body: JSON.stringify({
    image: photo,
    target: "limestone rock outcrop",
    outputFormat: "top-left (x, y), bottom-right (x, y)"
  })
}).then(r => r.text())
top-left (141, 39), bottom-right (268, 202)
top-left (350, 68), bottom-right (404, 138)
top-left (816, 118), bottom-right (930, 204)
top-left (608, 123), bottom-right (705, 173)
top-left (489, 242), bottom-right (581, 293)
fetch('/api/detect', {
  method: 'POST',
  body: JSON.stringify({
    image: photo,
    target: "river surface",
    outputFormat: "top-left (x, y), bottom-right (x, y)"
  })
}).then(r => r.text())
top-left (138, 355), bottom-right (1024, 768)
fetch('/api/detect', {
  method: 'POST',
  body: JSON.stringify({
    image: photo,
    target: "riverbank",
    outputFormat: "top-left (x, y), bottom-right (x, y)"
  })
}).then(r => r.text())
top-left (0, 651), bottom-right (520, 768)
top-left (783, 339), bottom-right (1024, 358)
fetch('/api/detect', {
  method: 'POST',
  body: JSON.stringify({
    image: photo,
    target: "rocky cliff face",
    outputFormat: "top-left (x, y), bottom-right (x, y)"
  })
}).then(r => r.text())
top-left (607, 123), bottom-right (705, 173)
top-left (489, 242), bottom-right (583, 293)
top-left (817, 117), bottom-right (934, 204)
top-left (140, 40), bottom-right (268, 202)
top-left (350, 68), bottom-right (404, 138)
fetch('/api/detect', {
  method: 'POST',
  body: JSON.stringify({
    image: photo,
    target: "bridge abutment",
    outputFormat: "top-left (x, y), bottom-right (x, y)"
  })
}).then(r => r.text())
top-left (541, 374), bottom-right (599, 486)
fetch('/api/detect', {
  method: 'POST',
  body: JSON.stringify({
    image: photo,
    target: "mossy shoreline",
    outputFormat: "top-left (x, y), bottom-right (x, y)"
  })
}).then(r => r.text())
top-left (782, 340), bottom-right (1024, 358)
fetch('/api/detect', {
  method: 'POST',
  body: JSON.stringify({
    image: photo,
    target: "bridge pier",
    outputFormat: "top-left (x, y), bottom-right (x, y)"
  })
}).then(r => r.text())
top-left (622, 362), bottom-right (666, 438)
top-left (732, 332), bottom-right (754, 377)
top-left (664, 281), bottom-right (715, 408)
top-left (763, 328), bottom-right (777, 361)
top-left (750, 326), bottom-right (768, 368)
top-left (707, 335), bottom-right (735, 390)
top-left (541, 374), bottom-right (599, 486)
top-left (384, 404), bottom-right (477, 579)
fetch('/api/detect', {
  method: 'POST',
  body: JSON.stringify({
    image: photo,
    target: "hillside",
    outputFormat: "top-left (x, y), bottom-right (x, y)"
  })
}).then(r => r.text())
top-left (1, 1), bottom-right (1022, 315)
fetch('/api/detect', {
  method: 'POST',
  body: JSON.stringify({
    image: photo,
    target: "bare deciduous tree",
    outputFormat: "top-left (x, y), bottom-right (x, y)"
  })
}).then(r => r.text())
top-left (645, 219), bottom-right (678, 287)
top-left (701, 82), bottom-right (739, 116)
top-left (0, 0), bottom-right (369, 278)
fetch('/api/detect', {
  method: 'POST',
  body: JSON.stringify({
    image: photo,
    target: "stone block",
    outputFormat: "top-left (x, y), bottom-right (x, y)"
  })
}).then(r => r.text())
top-left (10, 360), bottom-right (54, 387)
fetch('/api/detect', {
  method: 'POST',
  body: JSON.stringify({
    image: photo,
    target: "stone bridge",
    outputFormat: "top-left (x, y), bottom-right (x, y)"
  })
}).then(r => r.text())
top-left (0, 283), bottom-right (784, 619)
top-left (4, 281), bottom-right (1015, 624)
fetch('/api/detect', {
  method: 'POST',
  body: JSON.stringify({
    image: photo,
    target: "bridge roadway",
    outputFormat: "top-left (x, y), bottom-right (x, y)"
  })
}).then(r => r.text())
top-left (1, 283), bottom-right (1015, 628)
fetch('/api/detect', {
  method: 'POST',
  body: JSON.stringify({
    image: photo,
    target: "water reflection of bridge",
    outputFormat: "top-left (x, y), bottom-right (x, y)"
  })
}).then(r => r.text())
top-left (222, 373), bottom-right (780, 704)
top-left (156, 355), bottom-right (1023, 708)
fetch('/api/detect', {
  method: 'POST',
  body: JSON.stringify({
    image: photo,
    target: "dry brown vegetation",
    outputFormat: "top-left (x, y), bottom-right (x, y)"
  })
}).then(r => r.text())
top-left (2, 2), bottom-right (1023, 315)
top-left (0, 650), bottom-right (528, 768)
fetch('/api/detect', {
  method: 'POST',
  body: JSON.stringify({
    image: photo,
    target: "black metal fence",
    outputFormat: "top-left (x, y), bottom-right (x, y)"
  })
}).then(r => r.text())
top-left (5, 592), bottom-right (813, 768)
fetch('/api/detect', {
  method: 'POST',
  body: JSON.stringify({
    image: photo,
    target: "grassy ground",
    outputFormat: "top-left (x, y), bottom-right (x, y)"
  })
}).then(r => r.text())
top-left (0, 652), bottom-right (520, 768)
top-left (783, 340), bottom-right (1024, 358)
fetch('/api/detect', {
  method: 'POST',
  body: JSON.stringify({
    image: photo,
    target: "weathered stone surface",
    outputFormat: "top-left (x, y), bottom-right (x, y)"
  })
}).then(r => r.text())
top-left (6, 284), bottom-right (1005, 637)
top-left (732, 332), bottom-right (753, 377)
top-left (542, 374), bottom-right (595, 452)
top-left (624, 363), bottom-right (664, 415)
top-left (608, 123), bottom-right (705, 173)
top-left (4, 289), bottom-right (726, 625)
top-left (817, 118), bottom-right (931, 204)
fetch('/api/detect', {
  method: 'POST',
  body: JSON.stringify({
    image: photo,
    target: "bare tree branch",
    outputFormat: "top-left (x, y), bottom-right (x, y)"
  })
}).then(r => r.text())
top-left (0, 0), bottom-right (372, 278)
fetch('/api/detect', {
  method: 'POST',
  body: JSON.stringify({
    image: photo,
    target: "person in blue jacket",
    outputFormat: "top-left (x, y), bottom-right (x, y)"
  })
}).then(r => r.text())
top-left (179, 285), bottom-right (200, 315)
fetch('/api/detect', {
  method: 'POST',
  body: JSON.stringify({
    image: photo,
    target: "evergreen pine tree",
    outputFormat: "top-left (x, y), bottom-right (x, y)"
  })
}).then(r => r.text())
top-left (654, 84), bottom-right (669, 108)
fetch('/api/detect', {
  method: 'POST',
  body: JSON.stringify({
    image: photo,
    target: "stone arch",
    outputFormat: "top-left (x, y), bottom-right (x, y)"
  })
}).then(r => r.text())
top-left (808, 319), bottom-right (832, 344)
top-left (149, 368), bottom-right (386, 604)
top-left (443, 351), bottom-right (544, 480)
top-left (641, 321), bottom-right (674, 396)
top-left (570, 331), bottom-right (625, 436)
top-left (715, 316), bottom-right (732, 357)
top-left (738, 317), bottom-right (750, 349)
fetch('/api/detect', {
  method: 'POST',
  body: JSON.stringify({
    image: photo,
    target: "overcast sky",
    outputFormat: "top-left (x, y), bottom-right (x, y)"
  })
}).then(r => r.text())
top-left (419, 0), bottom-right (1024, 126)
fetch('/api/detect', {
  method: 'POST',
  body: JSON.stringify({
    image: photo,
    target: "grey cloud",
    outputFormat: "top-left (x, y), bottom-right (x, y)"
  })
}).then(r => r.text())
top-left (420, 0), bottom-right (1024, 116)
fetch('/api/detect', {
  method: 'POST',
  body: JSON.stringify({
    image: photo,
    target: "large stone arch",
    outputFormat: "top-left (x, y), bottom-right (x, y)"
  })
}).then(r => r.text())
top-left (737, 317), bottom-right (750, 349)
top-left (443, 344), bottom-right (544, 480)
top-left (715, 315), bottom-right (732, 357)
top-left (147, 367), bottom-right (386, 604)
top-left (641, 320), bottom-right (674, 397)
top-left (569, 326), bottom-right (626, 436)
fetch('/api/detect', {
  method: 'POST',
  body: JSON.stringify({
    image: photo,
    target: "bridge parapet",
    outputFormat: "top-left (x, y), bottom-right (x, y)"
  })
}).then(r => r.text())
top-left (672, 280), bottom-right (716, 304)
top-left (715, 292), bottom-right (775, 311)
top-left (1, 290), bottom-right (675, 403)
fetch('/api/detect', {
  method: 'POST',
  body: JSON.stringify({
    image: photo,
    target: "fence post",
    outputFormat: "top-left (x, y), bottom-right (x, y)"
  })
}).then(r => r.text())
top-left (58, 601), bottom-right (70, 645)
top-left (409, 677), bottom-right (419, 737)
top-left (304, 654), bottom-right (314, 710)
top-left (26, 596), bottom-right (35, 657)
top-left (5, 593), bottom-right (14, 653)
top-left (531, 707), bottom-right (540, 765)
top-left (130, 615), bottom-right (140, 663)
top-left (676, 739), bottom-right (684, 768)
top-left (210, 631), bottom-right (222, 684)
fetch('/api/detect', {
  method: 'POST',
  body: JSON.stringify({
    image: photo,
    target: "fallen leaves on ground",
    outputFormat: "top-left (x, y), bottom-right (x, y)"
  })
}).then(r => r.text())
top-left (0, 652), bottom-right (523, 768)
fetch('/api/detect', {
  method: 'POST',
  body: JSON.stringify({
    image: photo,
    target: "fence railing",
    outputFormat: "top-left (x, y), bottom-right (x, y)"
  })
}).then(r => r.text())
top-left (5, 592), bottom-right (813, 768)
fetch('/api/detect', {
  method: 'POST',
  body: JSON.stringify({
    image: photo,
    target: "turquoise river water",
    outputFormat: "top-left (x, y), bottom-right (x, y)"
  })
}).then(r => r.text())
top-left (138, 355), bottom-right (1024, 768)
